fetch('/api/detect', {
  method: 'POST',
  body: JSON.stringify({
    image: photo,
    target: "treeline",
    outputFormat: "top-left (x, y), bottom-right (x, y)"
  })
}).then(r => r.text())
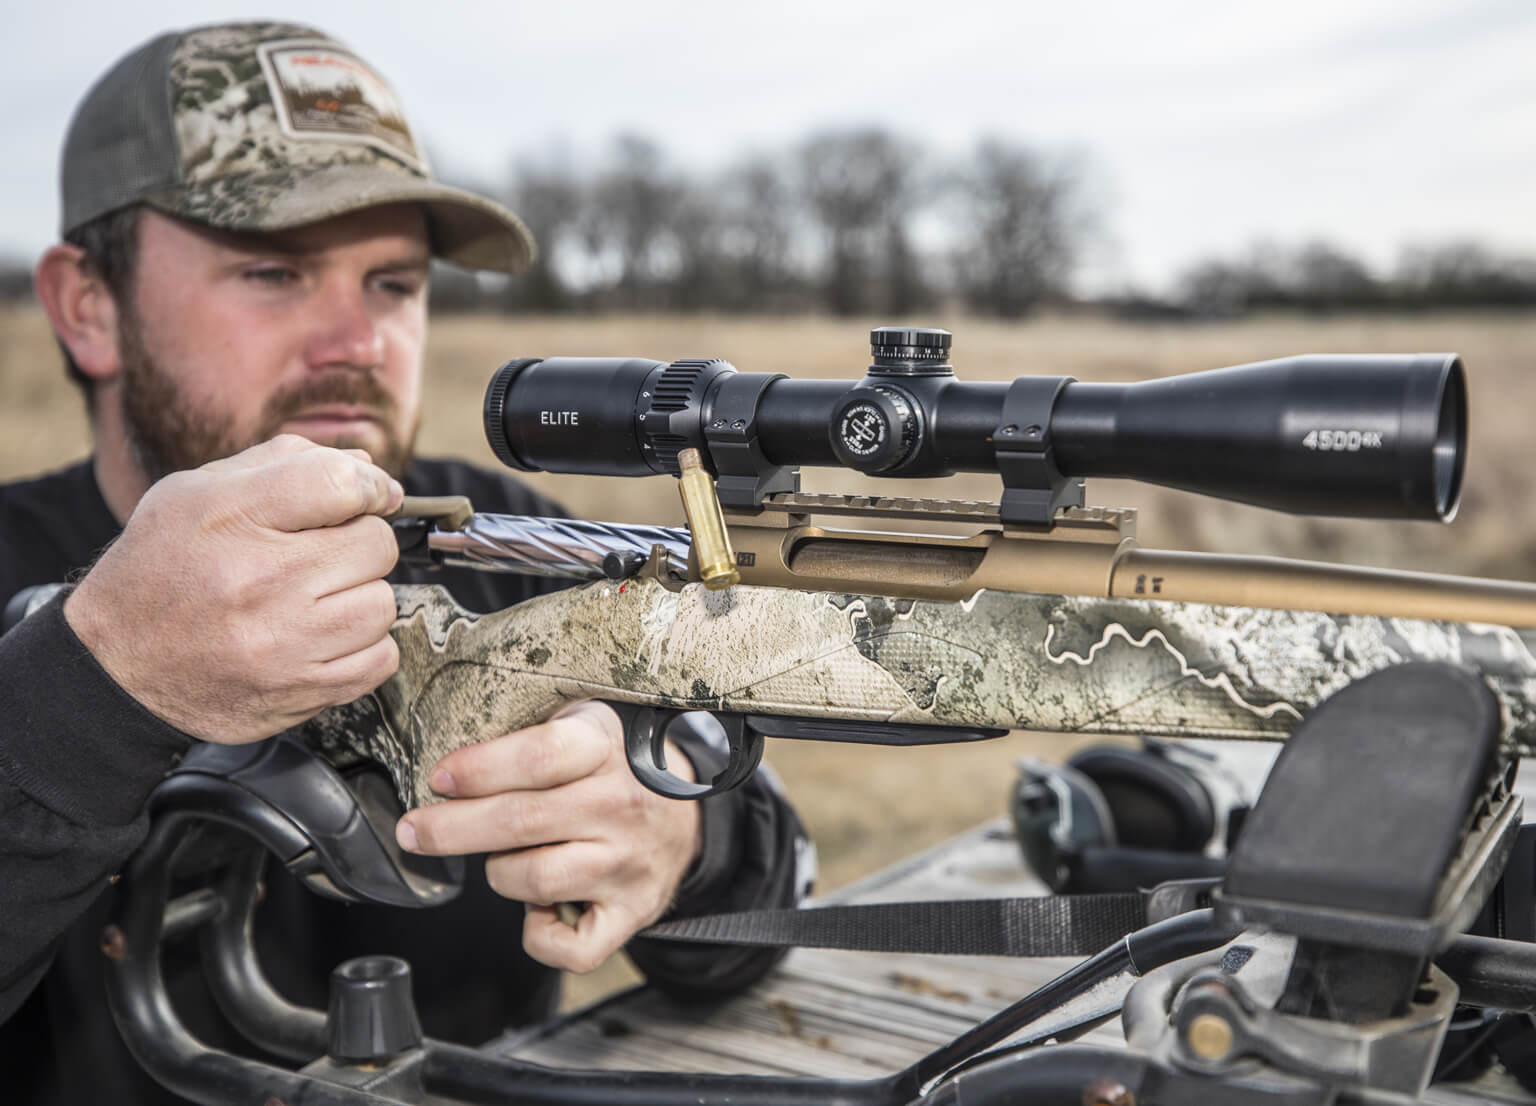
top-left (1177, 240), bottom-right (1536, 317)
top-left (429, 129), bottom-right (1536, 317)
top-left (1, 126), bottom-right (1533, 317)
top-left (431, 129), bottom-right (1087, 317)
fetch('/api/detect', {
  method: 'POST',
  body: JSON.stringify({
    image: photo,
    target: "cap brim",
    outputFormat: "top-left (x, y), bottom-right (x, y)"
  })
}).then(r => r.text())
top-left (150, 164), bottom-right (537, 275)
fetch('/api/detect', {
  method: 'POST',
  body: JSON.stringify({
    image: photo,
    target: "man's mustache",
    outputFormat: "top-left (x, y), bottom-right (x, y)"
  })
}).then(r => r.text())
top-left (262, 375), bottom-right (399, 427)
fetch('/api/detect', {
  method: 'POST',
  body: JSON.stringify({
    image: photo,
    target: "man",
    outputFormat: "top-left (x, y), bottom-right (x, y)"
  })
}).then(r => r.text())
top-left (0, 21), bottom-right (809, 1103)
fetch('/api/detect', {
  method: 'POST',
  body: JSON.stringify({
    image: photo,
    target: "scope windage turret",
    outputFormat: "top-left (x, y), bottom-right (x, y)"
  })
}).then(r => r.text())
top-left (483, 328), bottom-right (1467, 523)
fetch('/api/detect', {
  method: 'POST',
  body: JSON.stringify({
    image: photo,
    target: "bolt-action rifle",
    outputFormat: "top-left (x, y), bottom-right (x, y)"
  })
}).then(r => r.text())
top-left (296, 328), bottom-right (1536, 814)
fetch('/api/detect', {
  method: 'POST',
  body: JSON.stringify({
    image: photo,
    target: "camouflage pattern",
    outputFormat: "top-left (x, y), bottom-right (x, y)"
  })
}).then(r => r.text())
top-left (300, 579), bottom-right (1536, 811)
top-left (164, 23), bottom-right (429, 229)
top-left (66, 20), bottom-right (534, 272)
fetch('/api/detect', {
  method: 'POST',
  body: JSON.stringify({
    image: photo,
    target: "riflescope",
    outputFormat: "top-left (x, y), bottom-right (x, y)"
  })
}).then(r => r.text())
top-left (483, 327), bottom-right (1465, 526)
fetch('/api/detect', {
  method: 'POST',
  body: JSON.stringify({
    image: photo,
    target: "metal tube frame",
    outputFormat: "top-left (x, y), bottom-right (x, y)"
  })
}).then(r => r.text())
top-left (104, 800), bottom-right (1536, 1106)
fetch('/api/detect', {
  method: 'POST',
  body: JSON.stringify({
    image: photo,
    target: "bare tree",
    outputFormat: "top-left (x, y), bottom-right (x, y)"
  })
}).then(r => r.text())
top-left (668, 189), bottom-right (728, 310)
top-left (1286, 241), bottom-right (1379, 311)
top-left (581, 135), bottom-right (689, 308)
top-left (799, 128), bottom-right (926, 315)
top-left (1177, 240), bottom-right (1315, 315)
top-left (1178, 258), bottom-right (1253, 318)
top-left (950, 139), bottom-right (1081, 317)
top-left (504, 151), bottom-right (585, 311)
top-left (1396, 242), bottom-right (1536, 307)
top-left (709, 156), bottom-right (808, 310)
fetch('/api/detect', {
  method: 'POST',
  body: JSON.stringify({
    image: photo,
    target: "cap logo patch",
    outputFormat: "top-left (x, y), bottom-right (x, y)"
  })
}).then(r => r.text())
top-left (256, 39), bottom-right (425, 171)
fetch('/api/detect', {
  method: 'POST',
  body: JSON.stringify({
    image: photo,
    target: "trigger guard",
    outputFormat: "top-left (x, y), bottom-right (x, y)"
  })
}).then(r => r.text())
top-left (614, 703), bottom-right (764, 800)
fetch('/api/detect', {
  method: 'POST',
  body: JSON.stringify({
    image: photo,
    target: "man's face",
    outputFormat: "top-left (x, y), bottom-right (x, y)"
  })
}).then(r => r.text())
top-left (114, 205), bottom-right (431, 479)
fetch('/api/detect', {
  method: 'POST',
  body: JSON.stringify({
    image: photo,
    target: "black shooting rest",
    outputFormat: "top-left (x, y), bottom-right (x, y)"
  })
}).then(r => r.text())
top-left (104, 664), bottom-right (1536, 1105)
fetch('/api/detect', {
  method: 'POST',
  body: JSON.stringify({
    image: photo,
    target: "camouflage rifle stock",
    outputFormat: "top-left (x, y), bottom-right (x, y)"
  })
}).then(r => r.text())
top-left (302, 494), bottom-right (1536, 810)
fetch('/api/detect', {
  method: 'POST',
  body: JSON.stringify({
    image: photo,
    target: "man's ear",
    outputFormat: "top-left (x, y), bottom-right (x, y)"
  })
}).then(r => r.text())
top-left (34, 243), bottom-right (123, 384)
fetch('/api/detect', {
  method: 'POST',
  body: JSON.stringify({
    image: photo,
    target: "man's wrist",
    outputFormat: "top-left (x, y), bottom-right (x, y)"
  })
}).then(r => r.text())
top-left (3, 590), bottom-right (191, 825)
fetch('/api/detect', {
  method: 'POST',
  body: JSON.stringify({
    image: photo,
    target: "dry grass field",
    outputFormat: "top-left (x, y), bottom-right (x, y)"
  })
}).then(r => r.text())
top-left (4, 305), bottom-right (1534, 1002)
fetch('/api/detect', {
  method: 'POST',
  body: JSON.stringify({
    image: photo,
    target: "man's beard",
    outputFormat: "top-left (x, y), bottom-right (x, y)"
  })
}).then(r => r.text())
top-left (117, 311), bottom-right (418, 481)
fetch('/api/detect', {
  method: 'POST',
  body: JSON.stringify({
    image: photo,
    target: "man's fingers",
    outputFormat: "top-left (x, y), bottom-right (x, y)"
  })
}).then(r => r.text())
top-left (485, 841), bottom-right (611, 908)
top-left (398, 778), bottom-right (608, 857)
top-left (239, 447), bottom-right (403, 533)
top-left (294, 514), bottom-right (401, 601)
top-left (522, 902), bottom-right (630, 975)
top-left (307, 579), bottom-right (401, 664)
top-left (428, 702), bottom-right (617, 799)
top-left (200, 433), bottom-right (321, 473)
top-left (313, 633), bottom-right (400, 704)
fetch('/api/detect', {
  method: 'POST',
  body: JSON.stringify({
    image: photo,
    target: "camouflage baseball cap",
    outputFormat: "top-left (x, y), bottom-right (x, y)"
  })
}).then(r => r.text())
top-left (60, 22), bottom-right (535, 273)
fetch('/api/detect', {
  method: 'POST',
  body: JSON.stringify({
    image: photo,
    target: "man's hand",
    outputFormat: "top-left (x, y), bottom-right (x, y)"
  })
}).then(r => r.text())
top-left (65, 435), bottom-right (404, 743)
top-left (395, 700), bottom-right (703, 974)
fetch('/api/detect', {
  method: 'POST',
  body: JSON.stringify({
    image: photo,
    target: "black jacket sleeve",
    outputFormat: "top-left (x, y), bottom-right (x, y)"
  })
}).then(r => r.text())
top-left (0, 593), bottom-right (192, 1024)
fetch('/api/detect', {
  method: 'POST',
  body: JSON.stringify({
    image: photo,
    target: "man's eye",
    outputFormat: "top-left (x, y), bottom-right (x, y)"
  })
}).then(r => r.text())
top-left (245, 266), bottom-right (298, 285)
top-left (375, 275), bottom-right (425, 298)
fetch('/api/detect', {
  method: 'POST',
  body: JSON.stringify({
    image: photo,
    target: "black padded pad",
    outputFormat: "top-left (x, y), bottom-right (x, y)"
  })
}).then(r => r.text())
top-left (1224, 663), bottom-right (1499, 918)
top-left (162, 737), bottom-right (462, 907)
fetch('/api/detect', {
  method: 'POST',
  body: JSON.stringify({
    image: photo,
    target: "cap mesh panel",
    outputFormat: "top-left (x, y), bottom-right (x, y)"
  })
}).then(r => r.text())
top-left (61, 32), bottom-right (182, 234)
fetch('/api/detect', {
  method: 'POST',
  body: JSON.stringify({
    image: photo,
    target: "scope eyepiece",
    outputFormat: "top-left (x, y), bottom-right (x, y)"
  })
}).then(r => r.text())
top-left (482, 336), bottom-right (1467, 524)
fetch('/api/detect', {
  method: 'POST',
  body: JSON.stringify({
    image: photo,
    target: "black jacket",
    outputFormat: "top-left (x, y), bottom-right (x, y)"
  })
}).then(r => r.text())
top-left (0, 457), bottom-right (809, 1104)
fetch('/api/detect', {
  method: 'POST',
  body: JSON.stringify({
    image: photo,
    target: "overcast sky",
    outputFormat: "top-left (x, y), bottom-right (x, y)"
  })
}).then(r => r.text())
top-left (2, 0), bottom-right (1532, 293)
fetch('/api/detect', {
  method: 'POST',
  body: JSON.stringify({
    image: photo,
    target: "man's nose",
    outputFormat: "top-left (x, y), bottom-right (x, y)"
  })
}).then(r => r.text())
top-left (304, 285), bottom-right (384, 370)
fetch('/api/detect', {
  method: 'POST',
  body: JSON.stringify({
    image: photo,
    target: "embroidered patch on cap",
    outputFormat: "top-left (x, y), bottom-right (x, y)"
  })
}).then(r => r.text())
top-left (257, 39), bottom-right (425, 171)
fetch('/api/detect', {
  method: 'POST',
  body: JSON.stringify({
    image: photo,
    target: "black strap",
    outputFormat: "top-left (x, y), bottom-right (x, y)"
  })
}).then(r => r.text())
top-left (641, 893), bottom-right (1149, 958)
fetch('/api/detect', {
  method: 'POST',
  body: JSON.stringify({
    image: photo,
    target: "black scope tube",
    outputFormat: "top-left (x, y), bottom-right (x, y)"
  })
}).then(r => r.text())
top-left (486, 352), bottom-right (1466, 521)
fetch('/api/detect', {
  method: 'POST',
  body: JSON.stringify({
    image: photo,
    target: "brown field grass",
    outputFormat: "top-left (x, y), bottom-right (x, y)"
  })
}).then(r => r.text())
top-left (4, 306), bottom-right (1534, 1002)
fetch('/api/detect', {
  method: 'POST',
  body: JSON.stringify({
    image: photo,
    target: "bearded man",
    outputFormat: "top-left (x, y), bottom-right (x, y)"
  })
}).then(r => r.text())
top-left (0, 22), bottom-right (808, 1104)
